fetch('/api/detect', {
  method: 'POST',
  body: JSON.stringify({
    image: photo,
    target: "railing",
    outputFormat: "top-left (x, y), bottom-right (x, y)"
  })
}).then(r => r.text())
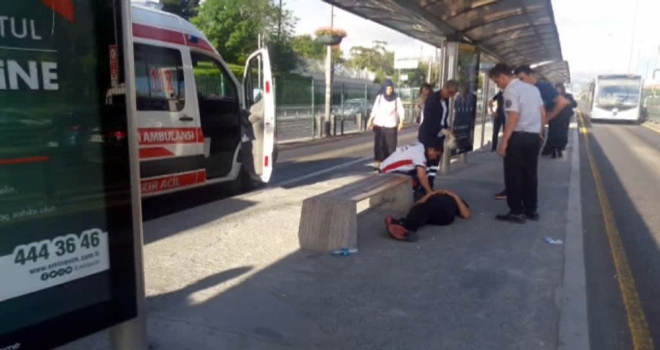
top-left (645, 96), bottom-right (660, 122)
top-left (273, 77), bottom-right (421, 143)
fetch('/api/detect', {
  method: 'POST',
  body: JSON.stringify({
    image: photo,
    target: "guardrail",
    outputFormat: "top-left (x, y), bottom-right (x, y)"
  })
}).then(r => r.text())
top-left (646, 97), bottom-right (660, 123)
top-left (275, 104), bottom-right (491, 144)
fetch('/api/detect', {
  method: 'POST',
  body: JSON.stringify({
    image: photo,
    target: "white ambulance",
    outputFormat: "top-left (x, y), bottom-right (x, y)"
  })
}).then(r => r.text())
top-left (102, 4), bottom-right (275, 197)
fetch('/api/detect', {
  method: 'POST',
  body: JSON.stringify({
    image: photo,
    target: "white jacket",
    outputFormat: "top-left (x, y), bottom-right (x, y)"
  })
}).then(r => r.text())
top-left (370, 95), bottom-right (405, 128)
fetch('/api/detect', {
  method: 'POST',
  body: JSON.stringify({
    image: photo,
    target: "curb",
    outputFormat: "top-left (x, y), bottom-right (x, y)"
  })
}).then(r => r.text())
top-left (557, 126), bottom-right (590, 350)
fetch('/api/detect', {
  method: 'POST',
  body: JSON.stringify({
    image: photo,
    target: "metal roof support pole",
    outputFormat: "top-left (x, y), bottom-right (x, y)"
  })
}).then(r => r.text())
top-left (438, 39), bottom-right (447, 88)
top-left (440, 41), bottom-right (459, 175)
top-left (480, 72), bottom-right (491, 149)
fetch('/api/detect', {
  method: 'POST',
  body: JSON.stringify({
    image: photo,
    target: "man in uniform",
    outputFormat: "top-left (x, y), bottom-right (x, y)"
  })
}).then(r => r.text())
top-left (379, 138), bottom-right (444, 200)
top-left (418, 80), bottom-right (459, 186)
top-left (489, 63), bottom-right (546, 223)
top-left (514, 65), bottom-right (572, 158)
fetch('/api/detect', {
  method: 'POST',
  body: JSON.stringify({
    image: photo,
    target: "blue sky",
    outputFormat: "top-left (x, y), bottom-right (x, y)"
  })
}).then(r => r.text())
top-left (286, 0), bottom-right (660, 79)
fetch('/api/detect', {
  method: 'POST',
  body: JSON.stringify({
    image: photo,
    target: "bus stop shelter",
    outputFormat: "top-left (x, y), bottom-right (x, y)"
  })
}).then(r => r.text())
top-left (322, 0), bottom-right (566, 69)
top-left (323, 0), bottom-right (570, 171)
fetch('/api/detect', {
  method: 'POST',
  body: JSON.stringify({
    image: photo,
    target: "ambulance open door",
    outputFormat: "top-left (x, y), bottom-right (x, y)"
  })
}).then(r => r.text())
top-left (243, 48), bottom-right (275, 183)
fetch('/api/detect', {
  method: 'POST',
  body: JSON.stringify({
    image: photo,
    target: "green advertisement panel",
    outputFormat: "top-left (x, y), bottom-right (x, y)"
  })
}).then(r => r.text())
top-left (0, 1), bottom-right (138, 348)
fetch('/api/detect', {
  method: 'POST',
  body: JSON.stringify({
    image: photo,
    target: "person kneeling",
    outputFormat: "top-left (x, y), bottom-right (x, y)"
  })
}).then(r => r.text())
top-left (379, 138), bottom-right (444, 199)
top-left (385, 189), bottom-right (471, 242)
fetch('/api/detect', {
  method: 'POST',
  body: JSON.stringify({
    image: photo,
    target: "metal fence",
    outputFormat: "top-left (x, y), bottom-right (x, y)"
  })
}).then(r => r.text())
top-left (273, 77), bottom-right (423, 142)
top-left (645, 96), bottom-right (660, 122)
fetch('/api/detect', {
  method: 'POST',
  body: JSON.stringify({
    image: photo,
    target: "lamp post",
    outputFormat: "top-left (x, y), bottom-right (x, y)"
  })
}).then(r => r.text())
top-left (323, 5), bottom-right (334, 138)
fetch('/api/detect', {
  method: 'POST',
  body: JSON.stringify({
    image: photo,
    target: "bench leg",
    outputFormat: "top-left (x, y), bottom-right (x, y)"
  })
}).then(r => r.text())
top-left (298, 197), bottom-right (358, 252)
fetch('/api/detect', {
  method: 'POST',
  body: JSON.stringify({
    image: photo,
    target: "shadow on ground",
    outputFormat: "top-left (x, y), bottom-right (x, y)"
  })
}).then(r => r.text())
top-left (135, 148), bottom-right (575, 350)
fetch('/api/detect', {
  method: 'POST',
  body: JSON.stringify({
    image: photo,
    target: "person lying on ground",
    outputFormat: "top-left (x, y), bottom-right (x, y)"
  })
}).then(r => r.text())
top-left (378, 138), bottom-right (444, 198)
top-left (384, 189), bottom-right (471, 242)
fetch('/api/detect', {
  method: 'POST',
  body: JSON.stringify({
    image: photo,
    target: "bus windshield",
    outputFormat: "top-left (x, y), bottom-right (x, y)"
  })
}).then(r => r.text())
top-left (595, 78), bottom-right (641, 109)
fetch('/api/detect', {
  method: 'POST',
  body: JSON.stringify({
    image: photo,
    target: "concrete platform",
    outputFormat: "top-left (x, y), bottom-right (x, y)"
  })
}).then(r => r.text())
top-left (60, 124), bottom-right (585, 350)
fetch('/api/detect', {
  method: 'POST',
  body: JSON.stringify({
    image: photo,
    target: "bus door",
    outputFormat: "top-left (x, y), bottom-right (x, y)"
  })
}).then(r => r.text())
top-left (242, 49), bottom-right (275, 183)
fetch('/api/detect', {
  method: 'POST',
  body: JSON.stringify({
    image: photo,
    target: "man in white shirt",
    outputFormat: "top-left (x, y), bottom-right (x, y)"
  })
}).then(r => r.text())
top-left (379, 138), bottom-right (444, 199)
top-left (488, 63), bottom-right (546, 223)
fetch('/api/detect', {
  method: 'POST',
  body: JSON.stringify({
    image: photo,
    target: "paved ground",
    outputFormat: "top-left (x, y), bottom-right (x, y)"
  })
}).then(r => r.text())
top-left (59, 120), bottom-right (587, 350)
top-left (579, 119), bottom-right (660, 349)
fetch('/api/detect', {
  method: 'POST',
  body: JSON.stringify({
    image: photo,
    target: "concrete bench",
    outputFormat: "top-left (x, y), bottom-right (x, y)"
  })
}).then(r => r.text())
top-left (298, 173), bottom-right (413, 252)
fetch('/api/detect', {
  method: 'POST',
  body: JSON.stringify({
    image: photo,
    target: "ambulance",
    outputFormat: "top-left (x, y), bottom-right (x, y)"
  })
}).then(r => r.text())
top-left (98, 4), bottom-right (276, 197)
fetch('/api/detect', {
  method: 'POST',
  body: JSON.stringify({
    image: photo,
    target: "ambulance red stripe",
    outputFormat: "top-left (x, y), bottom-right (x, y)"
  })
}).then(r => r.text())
top-left (139, 148), bottom-right (175, 159)
top-left (140, 170), bottom-right (206, 195)
top-left (0, 156), bottom-right (50, 166)
top-left (132, 23), bottom-right (215, 54)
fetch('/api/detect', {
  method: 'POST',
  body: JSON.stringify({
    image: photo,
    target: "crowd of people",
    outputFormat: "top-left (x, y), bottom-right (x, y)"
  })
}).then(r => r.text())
top-left (365, 64), bottom-right (577, 242)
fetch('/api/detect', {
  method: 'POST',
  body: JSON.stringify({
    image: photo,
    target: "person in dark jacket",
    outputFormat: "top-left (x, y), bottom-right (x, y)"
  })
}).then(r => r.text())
top-left (555, 83), bottom-right (577, 151)
top-left (418, 79), bottom-right (459, 186)
top-left (514, 65), bottom-right (571, 158)
top-left (489, 90), bottom-right (506, 152)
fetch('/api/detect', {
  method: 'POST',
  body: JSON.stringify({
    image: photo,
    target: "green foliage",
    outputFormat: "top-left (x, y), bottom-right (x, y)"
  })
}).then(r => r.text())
top-left (191, 0), bottom-right (272, 65)
top-left (345, 41), bottom-right (395, 84)
top-left (291, 34), bottom-right (325, 60)
top-left (161, 0), bottom-right (200, 19)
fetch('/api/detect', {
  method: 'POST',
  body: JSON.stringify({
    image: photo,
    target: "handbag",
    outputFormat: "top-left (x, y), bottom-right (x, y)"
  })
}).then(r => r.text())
top-left (440, 128), bottom-right (457, 150)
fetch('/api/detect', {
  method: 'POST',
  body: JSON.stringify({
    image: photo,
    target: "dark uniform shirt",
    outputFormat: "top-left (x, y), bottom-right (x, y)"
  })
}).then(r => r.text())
top-left (492, 91), bottom-right (505, 119)
top-left (418, 92), bottom-right (449, 146)
top-left (535, 81), bottom-right (573, 119)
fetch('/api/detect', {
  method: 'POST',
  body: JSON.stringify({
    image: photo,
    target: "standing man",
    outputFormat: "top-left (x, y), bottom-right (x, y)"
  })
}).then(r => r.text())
top-left (418, 80), bottom-right (459, 186)
top-left (514, 65), bottom-right (571, 158)
top-left (555, 83), bottom-right (578, 151)
top-left (489, 63), bottom-right (546, 223)
top-left (488, 90), bottom-right (506, 152)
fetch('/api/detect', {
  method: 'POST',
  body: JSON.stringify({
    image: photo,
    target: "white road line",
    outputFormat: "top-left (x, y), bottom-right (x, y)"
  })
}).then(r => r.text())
top-left (275, 156), bottom-right (373, 187)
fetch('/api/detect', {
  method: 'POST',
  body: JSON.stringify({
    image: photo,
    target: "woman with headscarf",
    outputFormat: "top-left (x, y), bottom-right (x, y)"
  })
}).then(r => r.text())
top-left (367, 79), bottom-right (405, 168)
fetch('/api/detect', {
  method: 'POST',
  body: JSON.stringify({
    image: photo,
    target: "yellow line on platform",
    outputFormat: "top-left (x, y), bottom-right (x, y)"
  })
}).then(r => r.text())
top-left (577, 113), bottom-right (655, 350)
top-left (641, 122), bottom-right (660, 134)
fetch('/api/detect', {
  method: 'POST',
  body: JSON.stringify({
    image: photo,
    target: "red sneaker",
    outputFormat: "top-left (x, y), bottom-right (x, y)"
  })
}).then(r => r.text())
top-left (385, 216), bottom-right (418, 242)
top-left (494, 190), bottom-right (507, 200)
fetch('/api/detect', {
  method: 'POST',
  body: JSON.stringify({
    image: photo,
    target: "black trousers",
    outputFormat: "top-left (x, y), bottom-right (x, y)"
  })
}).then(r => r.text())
top-left (504, 132), bottom-right (542, 215)
top-left (373, 126), bottom-right (398, 162)
top-left (392, 170), bottom-right (428, 202)
top-left (542, 113), bottom-right (571, 154)
top-left (400, 197), bottom-right (455, 232)
top-left (492, 116), bottom-right (506, 151)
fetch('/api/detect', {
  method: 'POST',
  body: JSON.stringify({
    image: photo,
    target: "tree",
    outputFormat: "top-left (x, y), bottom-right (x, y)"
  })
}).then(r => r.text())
top-left (161, 0), bottom-right (200, 19)
top-left (191, 0), bottom-right (301, 72)
top-left (346, 41), bottom-right (394, 84)
top-left (291, 35), bottom-right (325, 60)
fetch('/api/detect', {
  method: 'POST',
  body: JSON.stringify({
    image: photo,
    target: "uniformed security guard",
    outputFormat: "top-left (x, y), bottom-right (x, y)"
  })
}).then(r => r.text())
top-left (514, 65), bottom-right (571, 158)
top-left (489, 63), bottom-right (546, 223)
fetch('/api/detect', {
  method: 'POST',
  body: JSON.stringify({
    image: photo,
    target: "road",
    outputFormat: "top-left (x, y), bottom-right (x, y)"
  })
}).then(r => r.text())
top-left (142, 128), bottom-right (420, 221)
top-left (580, 120), bottom-right (660, 349)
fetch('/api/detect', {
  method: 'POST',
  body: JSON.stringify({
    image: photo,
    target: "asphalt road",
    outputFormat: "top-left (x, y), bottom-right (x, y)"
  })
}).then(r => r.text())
top-left (580, 121), bottom-right (660, 349)
top-left (142, 128), bottom-right (420, 221)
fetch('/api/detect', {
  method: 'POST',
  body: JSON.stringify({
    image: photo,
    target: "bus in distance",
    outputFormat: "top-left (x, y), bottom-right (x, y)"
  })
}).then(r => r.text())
top-left (588, 74), bottom-right (644, 123)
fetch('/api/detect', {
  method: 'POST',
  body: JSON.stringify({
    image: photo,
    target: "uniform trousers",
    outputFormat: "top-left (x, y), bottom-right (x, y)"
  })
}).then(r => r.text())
top-left (504, 132), bottom-right (542, 215)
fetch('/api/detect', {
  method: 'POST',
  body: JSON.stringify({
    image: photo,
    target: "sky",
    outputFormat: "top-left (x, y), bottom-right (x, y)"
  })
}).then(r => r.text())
top-left (286, 0), bottom-right (660, 80)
